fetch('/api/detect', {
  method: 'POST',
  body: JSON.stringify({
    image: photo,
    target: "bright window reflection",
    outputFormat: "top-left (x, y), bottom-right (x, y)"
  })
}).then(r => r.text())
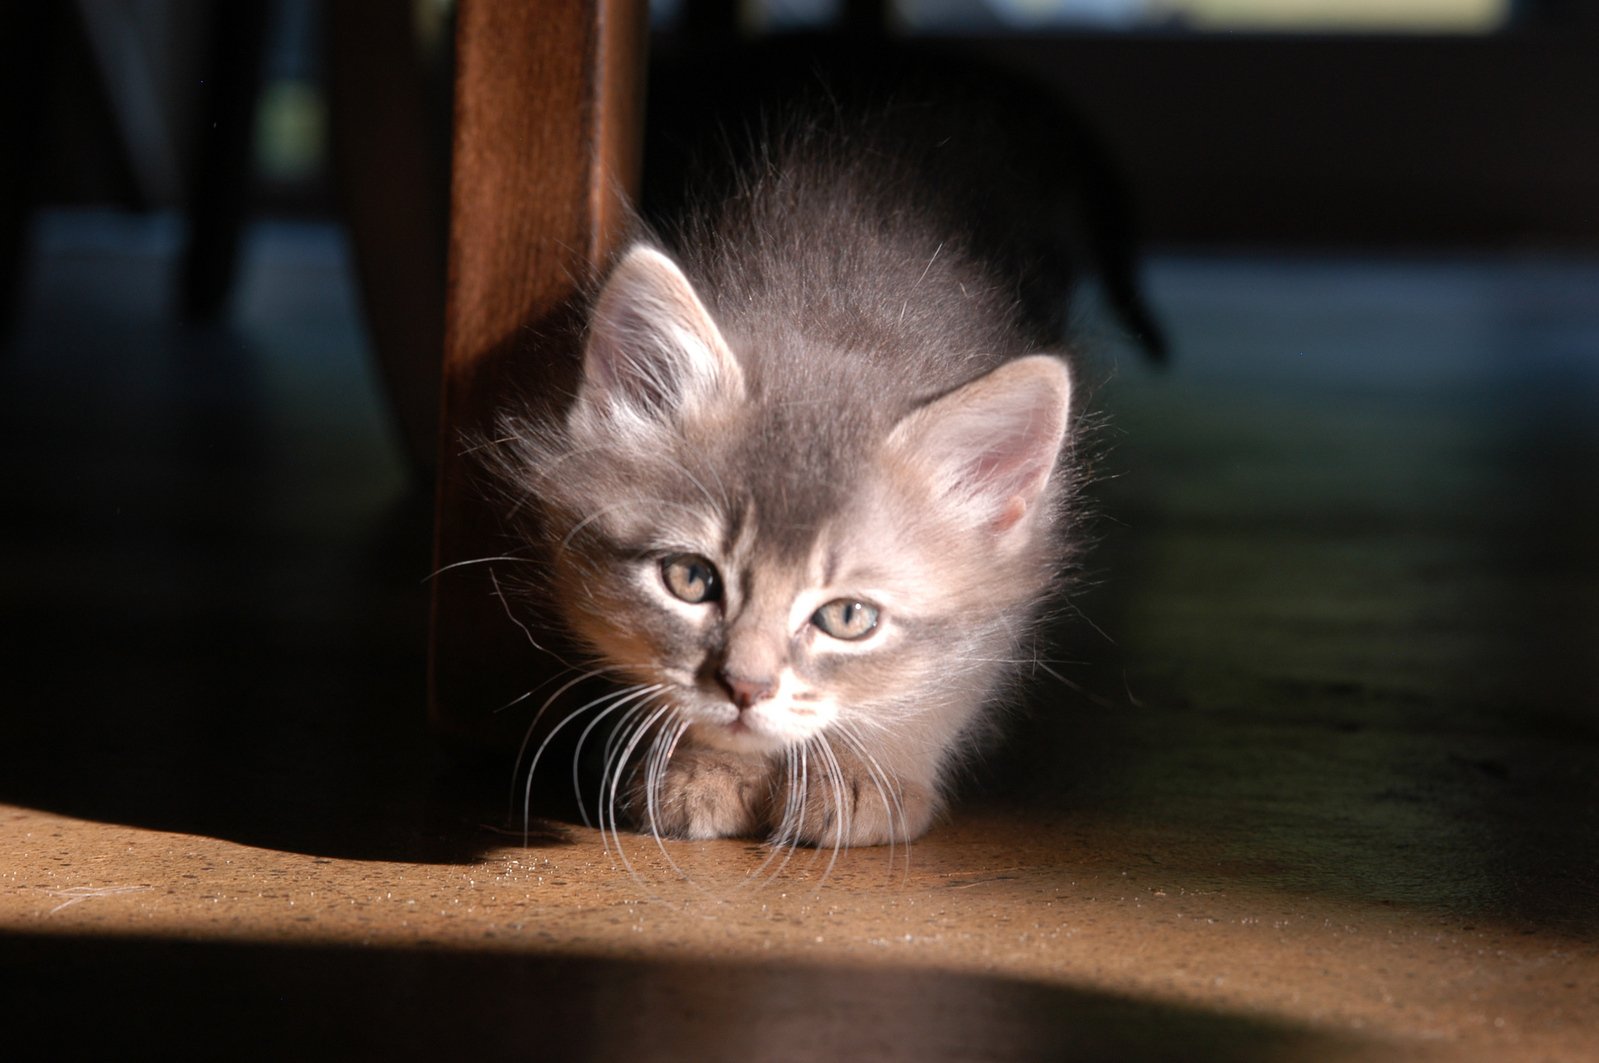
top-left (896, 0), bottom-right (1510, 32)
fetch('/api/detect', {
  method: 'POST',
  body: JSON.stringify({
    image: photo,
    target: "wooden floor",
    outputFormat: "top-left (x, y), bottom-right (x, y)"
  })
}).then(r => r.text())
top-left (2, 213), bottom-right (1595, 1061)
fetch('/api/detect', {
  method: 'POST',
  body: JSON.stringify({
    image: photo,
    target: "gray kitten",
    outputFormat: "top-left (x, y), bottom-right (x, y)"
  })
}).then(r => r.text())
top-left (490, 114), bottom-right (1081, 848)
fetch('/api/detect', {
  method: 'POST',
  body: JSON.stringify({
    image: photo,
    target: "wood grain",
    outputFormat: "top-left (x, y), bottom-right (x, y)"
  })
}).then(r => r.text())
top-left (430, 0), bottom-right (647, 752)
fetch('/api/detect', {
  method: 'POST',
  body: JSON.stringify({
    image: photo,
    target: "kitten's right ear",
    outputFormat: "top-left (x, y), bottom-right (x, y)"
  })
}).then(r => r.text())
top-left (573, 246), bottom-right (744, 438)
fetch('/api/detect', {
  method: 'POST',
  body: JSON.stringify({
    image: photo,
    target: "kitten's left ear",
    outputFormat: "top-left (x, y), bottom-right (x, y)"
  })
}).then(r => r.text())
top-left (889, 355), bottom-right (1072, 540)
top-left (573, 245), bottom-right (744, 438)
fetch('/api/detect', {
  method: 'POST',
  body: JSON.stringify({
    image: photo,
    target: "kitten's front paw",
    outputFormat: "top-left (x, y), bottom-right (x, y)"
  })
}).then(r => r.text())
top-left (627, 747), bottom-right (775, 840)
top-left (776, 759), bottom-right (939, 848)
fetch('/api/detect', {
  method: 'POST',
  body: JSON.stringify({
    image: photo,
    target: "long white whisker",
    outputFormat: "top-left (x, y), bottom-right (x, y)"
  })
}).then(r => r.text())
top-left (604, 692), bottom-right (680, 838)
top-left (489, 569), bottom-right (564, 661)
top-left (496, 659), bottom-right (626, 718)
top-left (508, 667), bottom-right (611, 834)
top-left (519, 680), bottom-right (644, 843)
top-left (424, 554), bottom-right (533, 582)
top-left (812, 735), bottom-right (848, 884)
top-left (639, 719), bottom-right (724, 896)
top-left (643, 717), bottom-right (678, 840)
top-left (604, 703), bottom-right (686, 889)
top-left (832, 723), bottom-right (911, 882)
top-left (1036, 660), bottom-right (1120, 712)
top-left (571, 684), bottom-right (666, 828)
top-left (762, 742), bottom-right (811, 886)
top-left (598, 700), bottom-right (666, 849)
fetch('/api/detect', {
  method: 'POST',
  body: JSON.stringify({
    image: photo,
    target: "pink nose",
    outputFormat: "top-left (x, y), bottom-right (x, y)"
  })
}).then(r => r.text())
top-left (718, 670), bottom-right (776, 710)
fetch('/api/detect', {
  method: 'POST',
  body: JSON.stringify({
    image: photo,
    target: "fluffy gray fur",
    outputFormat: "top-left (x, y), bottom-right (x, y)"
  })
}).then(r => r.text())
top-left (488, 117), bottom-right (1082, 848)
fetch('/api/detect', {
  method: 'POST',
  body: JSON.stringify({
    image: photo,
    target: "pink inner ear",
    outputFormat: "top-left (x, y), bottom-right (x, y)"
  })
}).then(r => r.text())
top-left (579, 247), bottom-right (742, 423)
top-left (960, 422), bottom-right (1056, 531)
top-left (994, 494), bottom-right (1029, 532)
top-left (901, 356), bottom-right (1071, 537)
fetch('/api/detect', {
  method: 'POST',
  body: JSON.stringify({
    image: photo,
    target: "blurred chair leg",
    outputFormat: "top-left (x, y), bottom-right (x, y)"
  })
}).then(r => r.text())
top-left (179, 0), bottom-right (268, 321)
top-left (326, 0), bottom-right (450, 477)
top-left (0, 4), bottom-right (56, 342)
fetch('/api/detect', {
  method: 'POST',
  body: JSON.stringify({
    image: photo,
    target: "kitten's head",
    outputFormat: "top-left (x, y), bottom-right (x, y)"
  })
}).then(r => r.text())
top-left (509, 245), bottom-right (1073, 760)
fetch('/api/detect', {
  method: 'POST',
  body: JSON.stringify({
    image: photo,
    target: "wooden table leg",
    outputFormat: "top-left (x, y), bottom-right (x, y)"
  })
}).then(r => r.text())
top-left (429, 0), bottom-right (646, 754)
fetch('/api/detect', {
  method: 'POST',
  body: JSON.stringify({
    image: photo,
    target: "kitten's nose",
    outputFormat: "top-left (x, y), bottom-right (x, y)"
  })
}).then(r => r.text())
top-left (717, 669), bottom-right (776, 710)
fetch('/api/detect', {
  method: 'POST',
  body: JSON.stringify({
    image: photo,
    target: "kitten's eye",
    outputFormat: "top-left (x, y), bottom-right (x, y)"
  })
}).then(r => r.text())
top-left (811, 599), bottom-right (880, 641)
top-left (660, 554), bottom-right (721, 604)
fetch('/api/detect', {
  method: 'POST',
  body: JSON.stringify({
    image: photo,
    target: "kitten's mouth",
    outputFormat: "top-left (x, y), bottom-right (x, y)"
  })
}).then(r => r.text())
top-left (675, 679), bottom-right (830, 753)
top-left (689, 708), bottom-right (789, 754)
top-left (711, 708), bottom-right (758, 738)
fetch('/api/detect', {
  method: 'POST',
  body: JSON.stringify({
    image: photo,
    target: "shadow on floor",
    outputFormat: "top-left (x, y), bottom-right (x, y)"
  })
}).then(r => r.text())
top-left (0, 930), bottom-right (1370, 1062)
top-left (0, 214), bottom-right (511, 863)
top-left (983, 256), bottom-right (1599, 939)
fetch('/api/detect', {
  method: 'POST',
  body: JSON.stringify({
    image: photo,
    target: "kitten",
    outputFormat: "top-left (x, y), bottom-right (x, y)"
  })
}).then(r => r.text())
top-left (489, 106), bottom-right (1083, 848)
